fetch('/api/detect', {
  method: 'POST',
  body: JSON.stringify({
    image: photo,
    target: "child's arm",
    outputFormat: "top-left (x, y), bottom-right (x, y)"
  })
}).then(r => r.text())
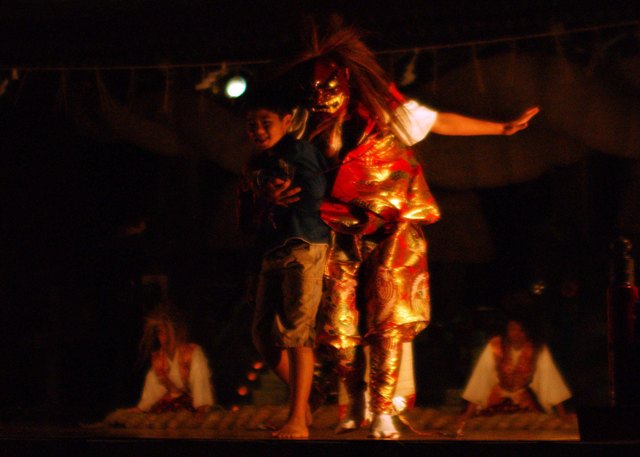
top-left (431, 107), bottom-right (540, 136)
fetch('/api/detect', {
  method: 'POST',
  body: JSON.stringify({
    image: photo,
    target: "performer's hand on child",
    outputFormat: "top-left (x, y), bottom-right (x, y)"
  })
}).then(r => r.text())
top-left (265, 178), bottom-right (301, 207)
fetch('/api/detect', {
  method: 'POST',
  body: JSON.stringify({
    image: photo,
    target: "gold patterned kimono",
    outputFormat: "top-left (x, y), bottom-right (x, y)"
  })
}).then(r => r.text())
top-left (316, 122), bottom-right (440, 413)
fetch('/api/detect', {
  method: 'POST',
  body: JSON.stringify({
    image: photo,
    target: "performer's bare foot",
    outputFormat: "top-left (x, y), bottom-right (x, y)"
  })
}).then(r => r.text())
top-left (368, 413), bottom-right (400, 440)
top-left (272, 418), bottom-right (309, 439)
top-left (335, 417), bottom-right (359, 434)
top-left (335, 394), bottom-right (370, 434)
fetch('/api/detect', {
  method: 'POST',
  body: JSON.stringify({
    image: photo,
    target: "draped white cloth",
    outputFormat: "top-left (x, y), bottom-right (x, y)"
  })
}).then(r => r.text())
top-left (137, 344), bottom-right (215, 411)
top-left (462, 343), bottom-right (572, 413)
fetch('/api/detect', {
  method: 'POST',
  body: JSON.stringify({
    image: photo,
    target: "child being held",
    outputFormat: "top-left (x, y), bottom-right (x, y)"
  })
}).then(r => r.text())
top-left (238, 88), bottom-right (329, 439)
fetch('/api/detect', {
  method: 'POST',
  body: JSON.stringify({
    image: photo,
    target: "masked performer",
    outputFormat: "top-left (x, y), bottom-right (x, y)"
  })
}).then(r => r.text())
top-left (278, 25), bottom-right (539, 439)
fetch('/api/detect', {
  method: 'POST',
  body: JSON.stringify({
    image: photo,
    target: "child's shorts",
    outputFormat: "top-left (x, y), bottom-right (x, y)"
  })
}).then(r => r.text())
top-left (252, 240), bottom-right (328, 350)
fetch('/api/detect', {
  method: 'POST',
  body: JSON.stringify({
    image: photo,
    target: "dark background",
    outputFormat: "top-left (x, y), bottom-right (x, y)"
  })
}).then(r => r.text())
top-left (1, 0), bottom-right (639, 424)
top-left (1, 0), bottom-right (636, 65)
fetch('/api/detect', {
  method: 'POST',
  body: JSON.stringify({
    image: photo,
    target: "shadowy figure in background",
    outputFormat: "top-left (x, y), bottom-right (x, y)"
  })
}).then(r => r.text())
top-left (95, 211), bottom-right (171, 413)
top-left (132, 308), bottom-right (215, 414)
top-left (456, 316), bottom-right (572, 435)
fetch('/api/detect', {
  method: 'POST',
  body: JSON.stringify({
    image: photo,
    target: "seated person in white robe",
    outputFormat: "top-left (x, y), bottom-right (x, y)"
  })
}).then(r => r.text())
top-left (458, 317), bottom-right (571, 426)
top-left (135, 309), bottom-right (215, 413)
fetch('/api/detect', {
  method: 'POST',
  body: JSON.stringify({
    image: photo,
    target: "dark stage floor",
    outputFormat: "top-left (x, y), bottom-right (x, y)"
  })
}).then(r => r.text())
top-left (1, 405), bottom-right (639, 457)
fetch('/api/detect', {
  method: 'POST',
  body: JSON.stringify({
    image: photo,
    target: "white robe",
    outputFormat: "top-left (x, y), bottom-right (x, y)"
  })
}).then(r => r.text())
top-left (462, 343), bottom-right (572, 414)
top-left (394, 100), bottom-right (438, 146)
top-left (137, 344), bottom-right (215, 411)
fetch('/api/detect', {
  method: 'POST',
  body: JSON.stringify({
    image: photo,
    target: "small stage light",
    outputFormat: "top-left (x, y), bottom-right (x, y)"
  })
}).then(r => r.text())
top-left (195, 67), bottom-right (251, 102)
top-left (237, 385), bottom-right (249, 396)
top-left (224, 75), bottom-right (247, 98)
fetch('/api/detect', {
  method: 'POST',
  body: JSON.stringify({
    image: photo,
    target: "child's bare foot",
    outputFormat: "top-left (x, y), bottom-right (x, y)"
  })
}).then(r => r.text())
top-left (272, 418), bottom-right (309, 439)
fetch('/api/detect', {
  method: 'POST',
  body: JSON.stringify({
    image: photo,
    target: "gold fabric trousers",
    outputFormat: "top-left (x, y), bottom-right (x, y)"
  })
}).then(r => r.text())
top-left (318, 132), bottom-right (440, 414)
top-left (317, 224), bottom-right (431, 413)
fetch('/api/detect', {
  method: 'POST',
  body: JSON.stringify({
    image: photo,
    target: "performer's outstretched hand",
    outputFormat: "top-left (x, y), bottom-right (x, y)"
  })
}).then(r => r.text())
top-left (431, 106), bottom-right (541, 136)
top-left (501, 106), bottom-right (540, 135)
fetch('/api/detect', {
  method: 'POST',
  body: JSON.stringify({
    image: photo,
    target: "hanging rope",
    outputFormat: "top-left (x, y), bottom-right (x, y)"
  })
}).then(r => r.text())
top-left (54, 70), bottom-right (69, 115)
top-left (552, 24), bottom-right (573, 82)
top-left (163, 67), bottom-right (171, 114)
top-left (125, 68), bottom-right (136, 109)
top-left (95, 69), bottom-right (114, 115)
top-left (399, 49), bottom-right (419, 87)
top-left (197, 66), bottom-right (208, 113)
top-left (1, 18), bottom-right (637, 113)
top-left (375, 19), bottom-right (640, 56)
top-left (12, 69), bottom-right (28, 105)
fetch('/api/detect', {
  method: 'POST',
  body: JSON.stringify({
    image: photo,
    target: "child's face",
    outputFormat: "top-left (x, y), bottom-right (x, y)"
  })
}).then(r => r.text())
top-left (246, 109), bottom-right (292, 151)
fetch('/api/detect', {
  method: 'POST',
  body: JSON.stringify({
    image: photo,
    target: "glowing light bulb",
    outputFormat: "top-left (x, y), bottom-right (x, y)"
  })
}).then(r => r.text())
top-left (225, 76), bottom-right (247, 98)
